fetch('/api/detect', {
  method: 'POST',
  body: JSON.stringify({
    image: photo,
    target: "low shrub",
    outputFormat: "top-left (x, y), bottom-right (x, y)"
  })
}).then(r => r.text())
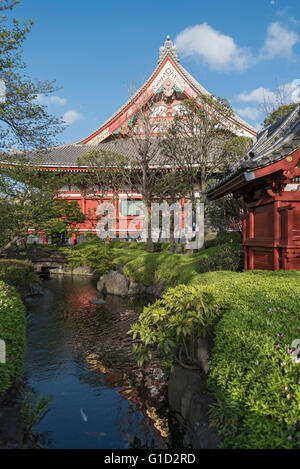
top-left (213, 230), bottom-right (242, 247)
top-left (129, 283), bottom-right (221, 367)
top-left (198, 242), bottom-right (243, 273)
top-left (0, 259), bottom-right (39, 296)
top-left (108, 240), bottom-right (146, 250)
top-left (207, 270), bottom-right (300, 449)
top-left (130, 269), bottom-right (300, 448)
top-left (0, 281), bottom-right (26, 395)
top-left (60, 239), bottom-right (111, 274)
top-left (110, 245), bottom-right (224, 287)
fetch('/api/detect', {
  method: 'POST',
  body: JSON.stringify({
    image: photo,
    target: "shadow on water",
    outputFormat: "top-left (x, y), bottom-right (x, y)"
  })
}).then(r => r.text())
top-left (25, 276), bottom-right (170, 449)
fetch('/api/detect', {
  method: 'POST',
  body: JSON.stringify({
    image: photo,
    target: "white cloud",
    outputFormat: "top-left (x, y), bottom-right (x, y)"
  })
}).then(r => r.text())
top-left (284, 79), bottom-right (300, 102)
top-left (237, 79), bottom-right (300, 105)
top-left (175, 23), bottom-right (252, 71)
top-left (235, 106), bottom-right (262, 121)
top-left (288, 16), bottom-right (300, 25)
top-left (62, 109), bottom-right (83, 125)
top-left (36, 94), bottom-right (67, 105)
top-left (259, 22), bottom-right (299, 59)
top-left (238, 87), bottom-right (277, 103)
top-left (174, 21), bottom-right (299, 73)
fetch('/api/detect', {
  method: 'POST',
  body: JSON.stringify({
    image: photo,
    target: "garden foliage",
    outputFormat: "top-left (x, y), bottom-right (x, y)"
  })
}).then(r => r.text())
top-left (60, 239), bottom-right (111, 274)
top-left (130, 270), bottom-right (300, 448)
top-left (129, 284), bottom-right (220, 367)
top-left (0, 259), bottom-right (39, 295)
top-left (0, 281), bottom-right (26, 395)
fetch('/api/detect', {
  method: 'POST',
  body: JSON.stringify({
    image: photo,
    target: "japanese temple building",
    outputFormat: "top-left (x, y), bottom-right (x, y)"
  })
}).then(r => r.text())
top-left (30, 36), bottom-right (257, 243)
top-left (207, 105), bottom-right (300, 271)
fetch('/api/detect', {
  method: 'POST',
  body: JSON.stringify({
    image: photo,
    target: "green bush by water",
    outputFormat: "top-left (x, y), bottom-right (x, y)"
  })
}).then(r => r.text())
top-left (0, 259), bottom-right (39, 296)
top-left (129, 270), bottom-right (300, 448)
top-left (60, 239), bottom-right (111, 274)
top-left (0, 281), bottom-right (26, 395)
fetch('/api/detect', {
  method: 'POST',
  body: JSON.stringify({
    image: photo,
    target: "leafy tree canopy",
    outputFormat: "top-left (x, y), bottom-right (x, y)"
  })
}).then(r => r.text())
top-left (0, 0), bottom-right (64, 151)
top-left (0, 166), bottom-right (85, 251)
top-left (262, 102), bottom-right (299, 128)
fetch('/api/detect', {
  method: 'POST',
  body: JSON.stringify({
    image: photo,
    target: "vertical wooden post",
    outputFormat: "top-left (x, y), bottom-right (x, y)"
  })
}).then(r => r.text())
top-left (249, 208), bottom-right (254, 239)
top-left (273, 201), bottom-right (280, 270)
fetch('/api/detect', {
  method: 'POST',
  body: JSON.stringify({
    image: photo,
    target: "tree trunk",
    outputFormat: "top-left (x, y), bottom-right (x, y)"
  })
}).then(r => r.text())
top-left (170, 208), bottom-right (175, 247)
top-left (0, 235), bottom-right (21, 256)
top-left (146, 201), bottom-right (154, 252)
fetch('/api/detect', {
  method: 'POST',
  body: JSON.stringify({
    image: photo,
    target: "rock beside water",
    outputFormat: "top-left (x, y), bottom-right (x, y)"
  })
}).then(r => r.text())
top-left (168, 365), bottom-right (223, 449)
top-left (88, 298), bottom-right (106, 305)
top-left (97, 270), bottom-right (165, 298)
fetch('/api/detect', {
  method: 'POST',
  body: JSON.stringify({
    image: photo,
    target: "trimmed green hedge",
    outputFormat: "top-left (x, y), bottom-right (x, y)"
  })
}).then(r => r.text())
top-left (0, 259), bottom-right (39, 296)
top-left (0, 281), bottom-right (26, 395)
top-left (207, 270), bottom-right (300, 449)
top-left (130, 270), bottom-right (300, 448)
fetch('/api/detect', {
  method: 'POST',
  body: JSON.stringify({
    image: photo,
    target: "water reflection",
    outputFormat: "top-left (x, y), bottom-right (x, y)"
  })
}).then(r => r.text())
top-left (25, 276), bottom-right (169, 449)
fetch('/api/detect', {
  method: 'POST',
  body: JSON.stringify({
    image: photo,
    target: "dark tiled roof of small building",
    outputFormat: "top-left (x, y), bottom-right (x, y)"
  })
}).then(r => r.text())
top-left (206, 104), bottom-right (300, 196)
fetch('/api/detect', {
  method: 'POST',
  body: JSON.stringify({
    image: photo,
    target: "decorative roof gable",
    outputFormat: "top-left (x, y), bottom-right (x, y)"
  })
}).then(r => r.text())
top-left (80, 36), bottom-right (257, 145)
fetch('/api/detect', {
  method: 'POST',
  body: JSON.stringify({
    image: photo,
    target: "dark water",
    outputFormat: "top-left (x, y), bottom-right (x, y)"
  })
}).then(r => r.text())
top-left (25, 276), bottom-right (169, 449)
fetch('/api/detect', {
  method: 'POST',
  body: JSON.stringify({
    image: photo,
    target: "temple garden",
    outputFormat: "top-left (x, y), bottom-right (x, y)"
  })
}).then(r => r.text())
top-left (0, 237), bottom-right (299, 448)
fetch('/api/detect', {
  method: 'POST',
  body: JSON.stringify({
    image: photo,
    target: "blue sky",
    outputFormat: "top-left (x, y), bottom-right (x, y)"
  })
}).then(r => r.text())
top-left (10, 0), bottom-right (300, 144)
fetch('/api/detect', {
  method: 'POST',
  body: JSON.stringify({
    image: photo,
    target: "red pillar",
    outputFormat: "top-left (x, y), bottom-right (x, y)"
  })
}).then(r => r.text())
top-left (273, 201), bottom-right (280, 270)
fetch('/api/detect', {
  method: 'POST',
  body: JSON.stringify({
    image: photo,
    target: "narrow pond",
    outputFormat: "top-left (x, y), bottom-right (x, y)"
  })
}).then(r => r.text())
top-left (25, 276), bottom-right (172, 449)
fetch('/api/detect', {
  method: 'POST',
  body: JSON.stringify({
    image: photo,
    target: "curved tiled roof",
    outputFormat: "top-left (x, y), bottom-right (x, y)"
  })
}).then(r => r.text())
top-left (206, 104), bottom-right (300, 196)
top-left (3, 139), bottom-right (162, 168)
top-left (80, 36), bottom-right (257, 144)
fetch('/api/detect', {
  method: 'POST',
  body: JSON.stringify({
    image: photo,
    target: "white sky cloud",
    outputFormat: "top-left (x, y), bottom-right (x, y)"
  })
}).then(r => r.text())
top-left (175, 23), bottom-right (252, 71)
top-left (235, 106), bottom-right (262, 121)
top-left (175, 21), bottom-right (299, 73)
top-left (237, 79), bottom-right (300, 105)
top-left (36, 94), bottom-right (67, 105)
top-left (63, 109), bottom-right (83, 125)
top-left (259, 22), bottom-right (299, 60)
top-left (238, 87), bottom-right (276, 103)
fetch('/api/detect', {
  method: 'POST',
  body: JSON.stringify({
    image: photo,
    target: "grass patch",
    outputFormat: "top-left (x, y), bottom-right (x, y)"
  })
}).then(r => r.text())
top-left (110, 245), bottom-right (222, 287)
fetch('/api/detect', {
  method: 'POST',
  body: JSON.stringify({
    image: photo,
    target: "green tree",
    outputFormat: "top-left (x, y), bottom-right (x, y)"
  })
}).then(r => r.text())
top-left (76, 149), bottom-right (132, 237)
top-left (262, 103), bottom-right (299, 128)
top-left (119, 94), bottom-right (166, 252)
top-left (160, 95), bottom-right (252, 198)
top-left (0, 167), bottom-right (85, 252)
top-left (0, 0), bottom-right (63, 151)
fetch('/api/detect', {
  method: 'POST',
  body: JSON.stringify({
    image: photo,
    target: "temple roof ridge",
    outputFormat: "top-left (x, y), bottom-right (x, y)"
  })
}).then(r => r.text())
top-left (206, 104), bottom-right (300, 197)
top-left (158, 35), bottom-right (179, 64)
top-left (79, 35), bottom-right (257, 144)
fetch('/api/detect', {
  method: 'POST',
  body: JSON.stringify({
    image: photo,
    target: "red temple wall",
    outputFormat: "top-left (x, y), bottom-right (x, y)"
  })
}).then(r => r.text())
top-left (243, 194), bottom-right (300, 271)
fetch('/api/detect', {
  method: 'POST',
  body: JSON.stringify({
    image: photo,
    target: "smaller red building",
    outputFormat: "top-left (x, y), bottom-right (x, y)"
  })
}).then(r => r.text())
top-left (207, 105), bottom-right (300, 271)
